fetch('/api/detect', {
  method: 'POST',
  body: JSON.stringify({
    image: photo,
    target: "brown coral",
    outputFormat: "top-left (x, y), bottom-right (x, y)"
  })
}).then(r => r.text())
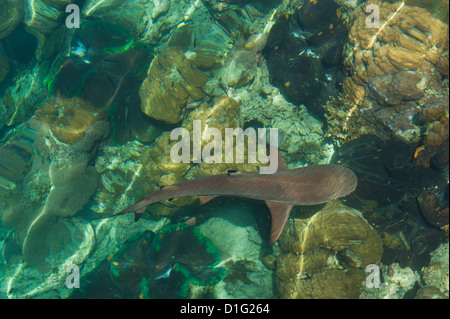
top-left (326, 2), bottom-right (449, 144)
top-left (276, 202), bottom-right (383, 299)
top-left (424, 112), bottom-right (449, 149)
top-left (343, 0), bottom-right (449, 106)
top-left (391, 0), bottom-right (449, 23)
top-left (413, 94), bottom-right (449, 169)
top-left (139, 48), bottom-right (209, 124)
top-left (34, 97), bottom-right (107, 144)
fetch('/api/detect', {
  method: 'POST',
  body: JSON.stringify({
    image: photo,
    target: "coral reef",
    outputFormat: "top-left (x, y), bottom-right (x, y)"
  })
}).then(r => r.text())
top-left (169, 22), bottom-right (231, 70)
top-left (35, 97), bottom-right (107, 144)
top-left (0, 0), bottom-right (449, 301)
top-left (195, 201), bottom-right (274, 298)
top-left (361, 243), bottom-right (449, 299)
top-left (390, 0), bottom-right (449, 22)
top-left (265, 0), bottom-right (348, 118)
top-left (0, 211), bottom-right (169, 298)
top-left (0, 0), bottom-right (23, 39)
top-left (18, 159), bottom-right (98, 271)
top-left (0, 97), bottom-right (109, 272)
top-left (414, 94), bottom-right (449, 173)
top-left (332, 134), bottom-right (447, 271)
top-left (139, 20), bottom-right (232, 124)
top-left (326, 95), bottom-right (428, 145)
top-left (71, 223), bottom-right (226, 299)
top-left (383, 263), bottom-right (419, 290)
top-left (0, 121), bottom-right (40, 198)
top-left (332, 135), bottom-right (445, 206)
top-left (82, 0), bottom-right (148, 37)
top-left (90, 140), bottom-right (146, 215)
top-left (276, 202), bottom-right (383, 298)
top-left (1, 23), bottom-right (39, 65)
top-left (139, 47), bottom-right (209, 123)
top-left (202, 0), bottom-right (272, 40)
top-left (324, 1), bottom-right (449, 145)
top-left (361, 263), bottom-right (419, 299)
top-left (0, 64), bottom-right (48, 129)
top-left (416, 286), bottom-right (448, 299)
top-left (421, 242), bottom-right (449, 296)
top-left (343, 0), bottom-right (448, 106)
top-left (217, 33), bottom-right (267, 88)
top-left (48, 44), bottom-right (153, 144)
top-left (418, 186), bottom-right (449, 231)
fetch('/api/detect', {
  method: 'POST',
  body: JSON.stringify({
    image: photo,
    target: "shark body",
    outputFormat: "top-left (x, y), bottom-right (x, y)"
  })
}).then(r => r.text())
top-left (104, 157), bottom-right (357, 243)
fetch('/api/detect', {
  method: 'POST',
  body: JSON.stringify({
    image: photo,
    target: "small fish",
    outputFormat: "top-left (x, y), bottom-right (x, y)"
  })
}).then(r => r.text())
top-left (155, 266), bottom-right (174, 280)
top-left (70, 41), bottom-right (91, 64)
top-left (70, 41), bottom-right (86, 58)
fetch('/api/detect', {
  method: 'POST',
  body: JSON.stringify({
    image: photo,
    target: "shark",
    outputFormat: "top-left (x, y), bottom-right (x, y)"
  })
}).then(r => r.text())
top-left (102, 154), bottom-right (357, 243)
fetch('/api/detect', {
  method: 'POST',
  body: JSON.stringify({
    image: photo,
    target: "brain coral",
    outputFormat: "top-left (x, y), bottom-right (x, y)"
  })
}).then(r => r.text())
top-left (34, 97), bottom-right (107, 144)
top-left (139, 48), bottom-right (209, 124)
top-left (343, 0), bottom-right (449, 106)
top-left (276, 201), bottom-right (383, 299)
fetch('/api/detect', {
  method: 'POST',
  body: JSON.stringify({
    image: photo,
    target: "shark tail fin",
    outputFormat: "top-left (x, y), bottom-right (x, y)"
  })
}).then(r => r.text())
top-left (265, 201), bottom-right (293, 244)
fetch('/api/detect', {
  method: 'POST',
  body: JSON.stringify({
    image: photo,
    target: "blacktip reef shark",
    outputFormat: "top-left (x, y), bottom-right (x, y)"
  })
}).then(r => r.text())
top-left (102, 153), bottom-right (357, 244)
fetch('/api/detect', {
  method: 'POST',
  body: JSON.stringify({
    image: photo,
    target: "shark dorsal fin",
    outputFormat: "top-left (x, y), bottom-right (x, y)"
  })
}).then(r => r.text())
top-left (265, 201), bottom-right (293, 243)
top-left (277, 149), bottom-right (289, 171)
top-left (267, 145), bottom-right (289, 172)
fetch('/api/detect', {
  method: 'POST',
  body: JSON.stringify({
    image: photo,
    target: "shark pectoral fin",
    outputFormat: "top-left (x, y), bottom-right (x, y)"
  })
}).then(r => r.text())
top-left (134, 206), bottom-right (146, 221)
top-left (198, 195), bottom-right (215, 205)
top-left (265, 201), bottom-right (293, 244)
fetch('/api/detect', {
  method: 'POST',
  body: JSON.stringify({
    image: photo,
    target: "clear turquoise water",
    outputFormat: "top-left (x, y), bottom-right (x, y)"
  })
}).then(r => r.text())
top-left (0, 0), bottom-right (448, 299)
